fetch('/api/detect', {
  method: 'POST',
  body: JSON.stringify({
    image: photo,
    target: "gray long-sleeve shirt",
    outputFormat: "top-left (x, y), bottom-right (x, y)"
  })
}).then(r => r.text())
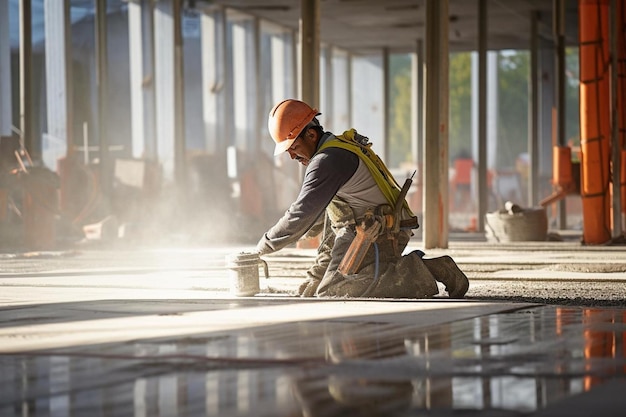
top-left (256, 132), bottom-right (389, 255)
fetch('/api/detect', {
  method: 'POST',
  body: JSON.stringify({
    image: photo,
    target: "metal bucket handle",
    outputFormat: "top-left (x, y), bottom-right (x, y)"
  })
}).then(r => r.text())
top-left (260, 258), bottom-right (269, 279)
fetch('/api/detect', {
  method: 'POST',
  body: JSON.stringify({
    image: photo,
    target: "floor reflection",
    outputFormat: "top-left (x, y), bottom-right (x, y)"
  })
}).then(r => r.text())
top-left (1, 306), bottom-right (625, 416)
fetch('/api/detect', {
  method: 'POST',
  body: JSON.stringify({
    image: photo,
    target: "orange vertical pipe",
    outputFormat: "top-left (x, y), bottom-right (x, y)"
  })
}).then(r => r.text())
top-left (623, 312), bottom-right (626, 375)
top-left (616, 0), bottom-right (626, 149)
top-left (619, 1), bottom-right (626, 212)
top-left (553, 146), bottom-right (573, 188)
top-left (621, 151), bottom-right (626, 211)
top-left (579, 0), bottom-right (612, 244)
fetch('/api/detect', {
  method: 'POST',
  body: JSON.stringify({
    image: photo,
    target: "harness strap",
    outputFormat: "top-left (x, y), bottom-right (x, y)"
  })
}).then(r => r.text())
top-left (317, 129), bottom-right (415, 218)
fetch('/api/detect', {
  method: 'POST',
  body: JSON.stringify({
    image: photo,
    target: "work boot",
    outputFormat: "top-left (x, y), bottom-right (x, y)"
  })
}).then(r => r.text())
top-left (402, 251), bottom-right (440, 298)
top-left (422, 256), bottom-right (469, 298)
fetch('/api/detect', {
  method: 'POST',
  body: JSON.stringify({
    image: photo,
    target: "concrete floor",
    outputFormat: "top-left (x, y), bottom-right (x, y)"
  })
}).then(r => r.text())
top-left (0, 238), bottom-right (625, 416)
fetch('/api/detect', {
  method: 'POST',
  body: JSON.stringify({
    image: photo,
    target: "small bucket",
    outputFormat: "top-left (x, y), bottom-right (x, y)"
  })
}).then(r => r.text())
top-left (225, 252), bottom-right (269, 296)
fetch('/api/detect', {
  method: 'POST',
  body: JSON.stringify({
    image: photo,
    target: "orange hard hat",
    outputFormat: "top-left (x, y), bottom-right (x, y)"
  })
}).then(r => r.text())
top-left (268, 99), bottom-right (320, 155)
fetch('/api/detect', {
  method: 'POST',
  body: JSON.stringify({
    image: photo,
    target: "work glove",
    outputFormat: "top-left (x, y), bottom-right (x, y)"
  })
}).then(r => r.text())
top-left (298, 278), bottom-right (320, 297)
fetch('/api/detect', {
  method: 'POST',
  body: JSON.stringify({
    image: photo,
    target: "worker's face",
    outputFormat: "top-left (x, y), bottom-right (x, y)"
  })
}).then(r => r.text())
top-left (286, 128), bottom-right (317, 166)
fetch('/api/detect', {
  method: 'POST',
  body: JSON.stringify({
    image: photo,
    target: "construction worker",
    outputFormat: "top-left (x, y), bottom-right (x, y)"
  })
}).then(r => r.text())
top-left (255, 99), bottom-right (469, 298)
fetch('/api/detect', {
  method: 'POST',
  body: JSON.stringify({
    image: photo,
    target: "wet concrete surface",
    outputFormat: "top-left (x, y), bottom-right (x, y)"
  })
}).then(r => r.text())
top-left (0, 239), bottom-right (626, 416)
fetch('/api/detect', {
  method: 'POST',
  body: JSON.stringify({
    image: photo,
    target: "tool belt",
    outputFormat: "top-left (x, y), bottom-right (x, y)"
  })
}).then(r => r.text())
top-left (338, 204), bottom-right (417, 275)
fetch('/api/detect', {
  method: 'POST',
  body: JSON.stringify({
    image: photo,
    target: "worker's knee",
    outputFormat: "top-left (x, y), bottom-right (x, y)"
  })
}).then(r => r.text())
top-left (315, 252), bottom-right (439, 299)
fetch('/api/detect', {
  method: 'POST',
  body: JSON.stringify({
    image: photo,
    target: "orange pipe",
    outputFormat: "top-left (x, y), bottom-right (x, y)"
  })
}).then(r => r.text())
top-left (622, 312), bottom-right (626, 374)
top-left (553, 146), bottom-right (573, 188)
top-left (579, 0), bottom-right (612, 244)
top-left (617, 0), bottom-right (626, 149)
top-left (619, 1), bottom-right (626, 212)
top-left (621, 151), bottom-right (626, 212)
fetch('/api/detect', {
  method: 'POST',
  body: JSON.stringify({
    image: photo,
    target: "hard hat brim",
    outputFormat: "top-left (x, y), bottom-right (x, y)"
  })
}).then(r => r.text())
top-left (273, 137), bottom-right (296, 155)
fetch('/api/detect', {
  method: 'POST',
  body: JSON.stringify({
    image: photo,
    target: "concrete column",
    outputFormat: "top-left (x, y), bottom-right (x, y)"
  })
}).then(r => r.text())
top-left (232, 20), bottom-right (248, 151)
top-left (423, 0), bottom-right (449, 249)
top-left (382, 47), bottom-right (390, 163)
top-left (21, 0), bottom-right (35, 155)
top-left (322, 44), bottom-right (334, 130)
top-left (252, 17), bottom-right (263, 154)
top-left (128, 0), bottom-right (156, 159)
top-left (487, 52), bottom-right (499, 172)
top-left (201, 7), bottom-right (226, 154)
top-left (411, 39), bottom-right (424, 169)
top-left (44, 0), bottom-right (72, 159)
top-left (299, 0), bottom-right (320, 107)
top-left (223, 18), bottom-right (234, 150)
top-left (96, 0), bottom-right (110, 197)
top-left (290, 30), bottom-right (298, 100)
top-left (539, 35), bottom-right (555, 200)
top-left (0, 0), bottom-right (10, 136)
top-left (154, 0), bottom-right (186, 186)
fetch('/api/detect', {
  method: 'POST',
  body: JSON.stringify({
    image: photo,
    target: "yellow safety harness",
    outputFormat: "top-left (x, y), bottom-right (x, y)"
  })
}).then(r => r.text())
top-left (317, 129), bottom-right (415, 218)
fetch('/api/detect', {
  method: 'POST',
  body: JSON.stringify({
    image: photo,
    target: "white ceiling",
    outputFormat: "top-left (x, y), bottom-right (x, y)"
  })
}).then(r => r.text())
top-left (206, 0), bottom-right (580, 54)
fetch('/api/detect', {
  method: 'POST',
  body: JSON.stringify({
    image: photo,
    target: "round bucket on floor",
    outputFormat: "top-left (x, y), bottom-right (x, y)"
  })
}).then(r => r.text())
top-left (485, 207), bottom-right (548, 242)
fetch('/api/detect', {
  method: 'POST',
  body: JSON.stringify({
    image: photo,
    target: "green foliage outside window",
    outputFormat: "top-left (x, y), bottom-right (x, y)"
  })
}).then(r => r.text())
top-left (386, 49), bottom-right (580, 170)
